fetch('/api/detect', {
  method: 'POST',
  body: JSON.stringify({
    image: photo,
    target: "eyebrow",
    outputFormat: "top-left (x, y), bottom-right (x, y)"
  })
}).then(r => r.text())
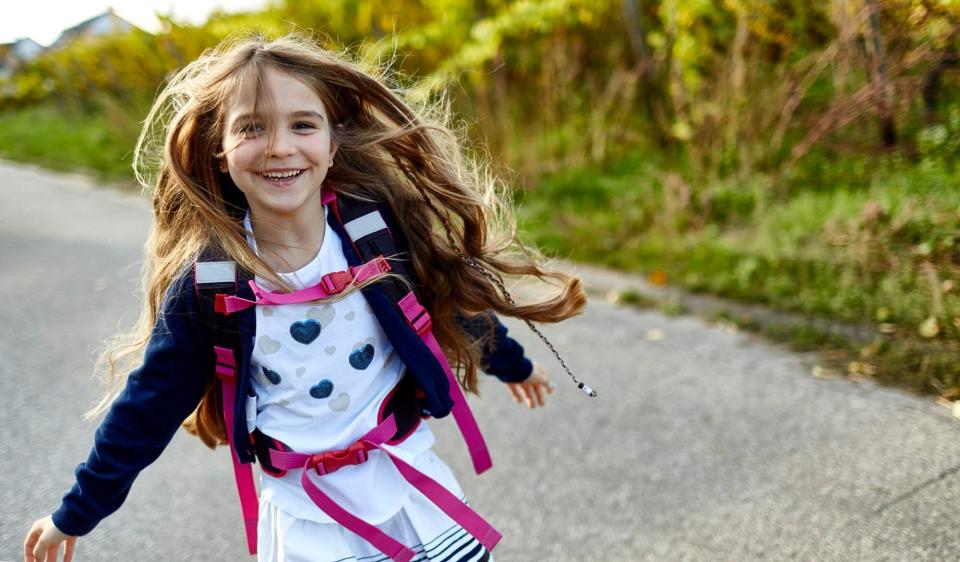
top-left (230, 110), bottom-right (326, 126)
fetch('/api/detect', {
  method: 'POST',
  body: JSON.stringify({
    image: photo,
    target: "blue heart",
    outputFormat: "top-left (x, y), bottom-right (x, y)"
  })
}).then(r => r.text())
top-left (310, 379), bottom-right (334, 399)
top-left (261, 366), bottom-right (281, 385)
top-left (290, 319), bottom-right (321, 344)
top-left (349, 343), bottom-right (375, 370)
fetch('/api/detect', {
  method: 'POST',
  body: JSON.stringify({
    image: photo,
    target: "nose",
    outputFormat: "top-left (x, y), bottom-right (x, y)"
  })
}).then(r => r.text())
top-left (268, 129), bottom-right (296, 158)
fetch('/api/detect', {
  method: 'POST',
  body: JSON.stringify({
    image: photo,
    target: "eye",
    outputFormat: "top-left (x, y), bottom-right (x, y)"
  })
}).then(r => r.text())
top-left (293, 121), bottom-right (317, 131)
top-left (238, 123), bottom-right (264, 136)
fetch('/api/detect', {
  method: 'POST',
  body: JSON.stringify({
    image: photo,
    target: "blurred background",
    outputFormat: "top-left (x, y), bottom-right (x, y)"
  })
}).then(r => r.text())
top-left (0, 0), bottom-right (957, 402)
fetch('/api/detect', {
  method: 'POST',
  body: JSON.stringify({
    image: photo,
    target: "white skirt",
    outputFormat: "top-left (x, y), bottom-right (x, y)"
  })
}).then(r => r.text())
top-left (256, 449), bottom-right (494, 562)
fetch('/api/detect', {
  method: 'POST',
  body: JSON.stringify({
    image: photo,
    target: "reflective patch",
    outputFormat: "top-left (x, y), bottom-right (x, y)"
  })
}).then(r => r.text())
top-left (344, 211), bottom-right (388, 241)
top-left (196, 261), bottom-right (236, 284)
top-left (245, 395), bottom-right (257, 433)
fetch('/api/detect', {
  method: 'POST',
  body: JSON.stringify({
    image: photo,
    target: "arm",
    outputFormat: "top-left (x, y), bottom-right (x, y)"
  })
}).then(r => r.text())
top-left (47, 272), bottom-right (212, 538)
top-left (457, 312), bottom-right (554, 409)
top-left (456, 311), bottom-right (533, 383)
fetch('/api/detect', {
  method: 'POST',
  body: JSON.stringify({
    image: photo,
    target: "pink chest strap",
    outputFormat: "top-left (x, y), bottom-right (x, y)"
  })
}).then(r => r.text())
top-left (268, 416), bottom-right (501, 562)
top-left (217, 256), bottom-right (392, 315)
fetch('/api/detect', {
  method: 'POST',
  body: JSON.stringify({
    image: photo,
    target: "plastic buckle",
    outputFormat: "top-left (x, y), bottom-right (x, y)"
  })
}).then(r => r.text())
top-left (320, 270), bottom-right (353, 294)
top-left (410, 308), bottom-right (432, 336)
top-left (213, 346), bottom-right (237, 383)
top-left (310, 442), bottom-right (368, 475)
top-left (349, 256), bottom-right (393, 279)
top-left (370, 255), bottom-right (392, 274)
top-left (214, 294), bottom-right (228, 314)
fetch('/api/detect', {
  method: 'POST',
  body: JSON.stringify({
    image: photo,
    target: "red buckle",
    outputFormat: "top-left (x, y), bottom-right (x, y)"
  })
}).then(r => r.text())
top-left (214, 293), bottom-right (228, 314)
top-left (320, 270), bottom-right (353, 294)
top-left (369, 255), bottom-right (392, 274)
top-left (309, 442), bottom-right (368, 475)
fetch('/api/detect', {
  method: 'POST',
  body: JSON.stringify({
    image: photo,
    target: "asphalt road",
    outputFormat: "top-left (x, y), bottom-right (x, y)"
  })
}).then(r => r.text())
top-left (3, 161), bottom-right (960, 561)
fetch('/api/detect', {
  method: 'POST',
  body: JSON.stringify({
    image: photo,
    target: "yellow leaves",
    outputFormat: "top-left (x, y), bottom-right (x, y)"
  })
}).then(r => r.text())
top-left (670, 120), bottom-right (693, 141)
top-left (918, 316), bottom-right (940, 338)
top-left (812, 361), bottom-right (876, 382)
top-left (811, 365), bottom-right (838, 379)
top-left (648, 270), bottom-right (668, 286)
top-left (847, 361), bottom-right (876, 376)
top-left (645, 328), bottom-right (665, 341)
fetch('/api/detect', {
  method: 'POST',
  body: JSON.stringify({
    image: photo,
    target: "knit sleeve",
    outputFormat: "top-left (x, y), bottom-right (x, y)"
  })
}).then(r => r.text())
top-left (456, 312), bottom-right (534, 383)
top-left (51, 272), bottom-right (213, 537)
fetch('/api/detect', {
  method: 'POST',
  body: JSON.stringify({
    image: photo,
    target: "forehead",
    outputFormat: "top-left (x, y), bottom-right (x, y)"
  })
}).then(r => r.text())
top-left (223, 66), bottom-right (328, 122)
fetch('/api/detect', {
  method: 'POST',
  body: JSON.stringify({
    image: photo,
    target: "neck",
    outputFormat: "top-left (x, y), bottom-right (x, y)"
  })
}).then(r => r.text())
top-left (248, 196), bottom-right (326, 273)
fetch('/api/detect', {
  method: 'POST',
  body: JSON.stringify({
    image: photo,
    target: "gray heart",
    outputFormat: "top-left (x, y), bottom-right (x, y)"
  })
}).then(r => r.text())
top-left (306, 305), bottom-right (336, 328)
top-left (324, 346), bottom-right (336, 355)
top-left (262, 307), bottom-right (274, 317)
top-left (345, 310), bottom-right (355, 321)
top-left (258, 335), bottom-right (281, 354)
top-left (329, 393), bottom-right (350, 412)
top-left (295, 367), bottom-right (306, 377)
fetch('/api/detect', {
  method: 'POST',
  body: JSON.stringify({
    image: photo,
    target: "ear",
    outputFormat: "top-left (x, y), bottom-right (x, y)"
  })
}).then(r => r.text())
top-left (328, 141), bottom-right (338, 167)
top-left (219, 158), bottom-right (228, 173)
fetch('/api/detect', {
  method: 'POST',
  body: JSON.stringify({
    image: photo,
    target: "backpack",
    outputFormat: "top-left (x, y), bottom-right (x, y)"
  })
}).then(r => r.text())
top-left (194, 190), bottom-right (493, 554)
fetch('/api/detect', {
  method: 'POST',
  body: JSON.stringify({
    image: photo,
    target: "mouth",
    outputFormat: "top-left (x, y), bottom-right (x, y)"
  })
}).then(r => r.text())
top-left (260, 169), bottom-right (304, 180)
top-left (259, 169), bottom-right (305, 187)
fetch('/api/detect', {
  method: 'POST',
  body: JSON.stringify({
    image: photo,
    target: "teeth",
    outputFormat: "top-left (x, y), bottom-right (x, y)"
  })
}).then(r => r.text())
top-left (262, 170), bottom-right (301, 179)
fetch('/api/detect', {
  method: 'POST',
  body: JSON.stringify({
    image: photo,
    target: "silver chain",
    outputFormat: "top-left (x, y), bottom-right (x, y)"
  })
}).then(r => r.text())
top-left (463, 256), bottom-right (596, 398)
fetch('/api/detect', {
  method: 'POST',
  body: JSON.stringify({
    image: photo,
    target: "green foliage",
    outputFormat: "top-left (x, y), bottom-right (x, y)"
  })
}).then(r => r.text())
top-left (1, 0), bottom-right (959, 396)
top-left (0, 103), bottom-right (138, 180)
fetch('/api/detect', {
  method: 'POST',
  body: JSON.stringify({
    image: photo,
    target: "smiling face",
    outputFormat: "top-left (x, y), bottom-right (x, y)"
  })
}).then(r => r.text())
top-left (220, 66), bottom-right (337, 223)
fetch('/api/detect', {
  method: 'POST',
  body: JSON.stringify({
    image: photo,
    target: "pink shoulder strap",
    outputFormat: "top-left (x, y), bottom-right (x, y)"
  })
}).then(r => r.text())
top-left (397, 292), bottom-right (493, 474)
top-left (213, 345), bottom-right (259, 555)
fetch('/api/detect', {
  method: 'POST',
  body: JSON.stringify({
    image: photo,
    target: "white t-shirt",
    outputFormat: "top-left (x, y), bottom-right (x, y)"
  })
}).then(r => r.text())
top-left (244, 210), bottom-right (435, 524)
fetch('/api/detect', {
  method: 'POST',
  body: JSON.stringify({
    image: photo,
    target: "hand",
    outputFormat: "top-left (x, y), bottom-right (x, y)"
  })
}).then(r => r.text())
top-left (506, 362), bottom-right (554, 409)
top-left (24, 516), bottom-right (76, 562)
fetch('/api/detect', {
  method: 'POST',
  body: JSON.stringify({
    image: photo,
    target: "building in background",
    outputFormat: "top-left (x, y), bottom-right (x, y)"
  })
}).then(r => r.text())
top-left (50, 8), bottom-right (139, 50)
top-left (0, 38), bottom-right (44, 79)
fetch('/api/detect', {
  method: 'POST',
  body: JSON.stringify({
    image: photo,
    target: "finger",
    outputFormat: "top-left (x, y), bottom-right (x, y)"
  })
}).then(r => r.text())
top-left (24, 528), bottom-right (38, 562)
top-left (44, 544), bottom-right (58, 562)
top-left (32, 540), bottom-right (47, 562)
top-left (507, 384), bottom-right (523, 404)
top-left (64, 539), bottom-right (75, 562)
top-left (533, 383), bottom-right (546, 407)
top-left (521, 386), bottom-right (534, 409)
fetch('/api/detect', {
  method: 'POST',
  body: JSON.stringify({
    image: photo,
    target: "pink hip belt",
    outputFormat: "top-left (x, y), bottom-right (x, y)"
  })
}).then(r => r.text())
top-left (264, 415), bottom-right (501, 562)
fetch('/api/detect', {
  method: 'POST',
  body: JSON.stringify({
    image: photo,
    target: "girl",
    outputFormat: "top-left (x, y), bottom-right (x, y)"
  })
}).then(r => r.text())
top-left (24, 33), bottom-right (586, 562)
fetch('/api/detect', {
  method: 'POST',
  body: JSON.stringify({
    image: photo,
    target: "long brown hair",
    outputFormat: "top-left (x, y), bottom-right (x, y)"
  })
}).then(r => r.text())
top-left (87, 33), bottom-right (586, 448)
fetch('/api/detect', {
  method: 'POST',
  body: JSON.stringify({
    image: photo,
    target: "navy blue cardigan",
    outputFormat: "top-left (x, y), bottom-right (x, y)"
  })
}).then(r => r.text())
top-left (52, 202), bottom-right (533, 537)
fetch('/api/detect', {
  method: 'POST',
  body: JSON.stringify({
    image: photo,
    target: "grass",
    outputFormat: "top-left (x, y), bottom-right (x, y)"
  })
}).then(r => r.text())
top-left (519, 152), bottom-right (960, 397)
top-left (0, 103), bottom-right (139, 182)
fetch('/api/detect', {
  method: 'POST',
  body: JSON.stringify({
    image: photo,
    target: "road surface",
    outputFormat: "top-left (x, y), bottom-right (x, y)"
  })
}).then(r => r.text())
top-left (2, 161), bottom-right (960, 561)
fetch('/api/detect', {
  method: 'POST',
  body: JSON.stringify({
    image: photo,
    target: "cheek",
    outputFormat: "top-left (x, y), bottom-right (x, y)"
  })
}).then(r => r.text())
top-left (225, 146), bottom-right (259, 174)
top-left (307, 136), bottom-right (335, 162)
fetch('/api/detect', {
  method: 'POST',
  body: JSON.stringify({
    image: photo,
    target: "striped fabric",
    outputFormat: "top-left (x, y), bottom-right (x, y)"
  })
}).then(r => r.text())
top-left (355, 525), bottom-right (491, 562)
